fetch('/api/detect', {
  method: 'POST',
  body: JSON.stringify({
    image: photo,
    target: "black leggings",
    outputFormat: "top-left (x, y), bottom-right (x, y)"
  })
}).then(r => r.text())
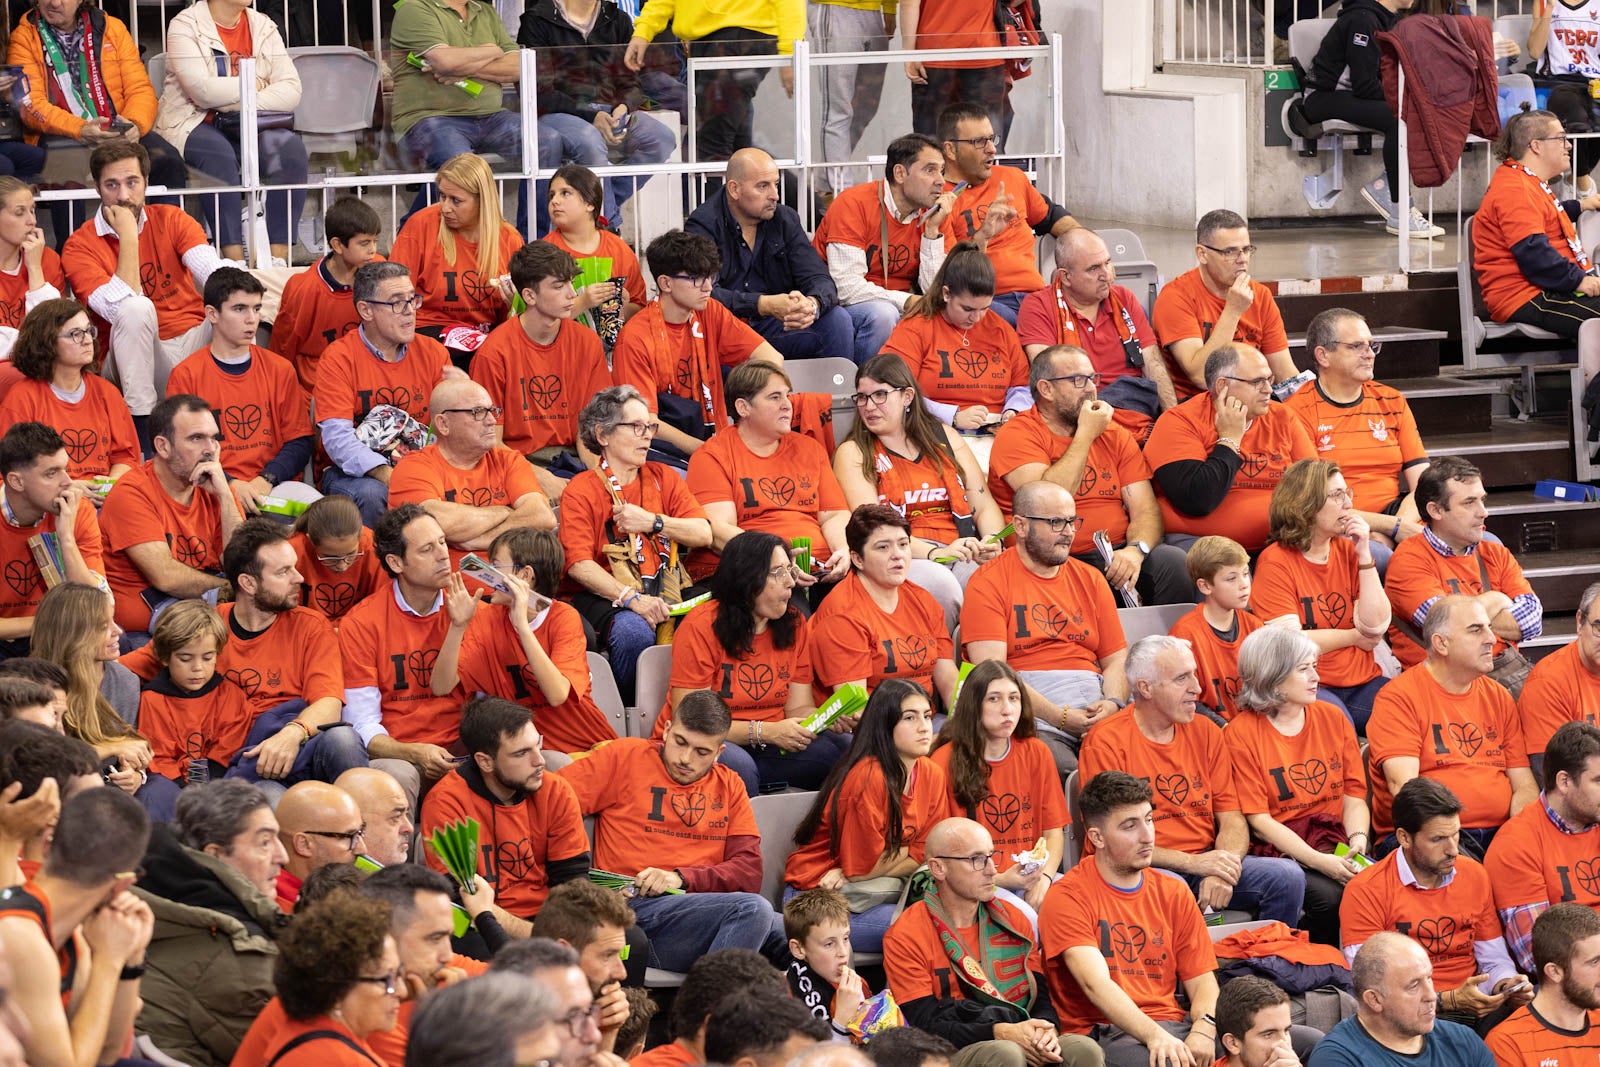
top-left (1302, 90), bottom-right (1399, 194)
top-left (1301, 866), bottom-right (1345, 947)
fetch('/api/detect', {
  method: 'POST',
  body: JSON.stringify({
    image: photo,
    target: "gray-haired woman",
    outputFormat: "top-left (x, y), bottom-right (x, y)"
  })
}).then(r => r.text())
top-left (1225, 625), bottom-right (1372, 947)
top-left (557, 385), bottom-right (713, 696)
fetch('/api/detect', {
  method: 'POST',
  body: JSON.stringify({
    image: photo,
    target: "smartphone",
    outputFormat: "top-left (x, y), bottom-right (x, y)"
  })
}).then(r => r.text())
top-left (613, 112), bottom-right (634, 134)
top-left (107, 118), bottom-right (134, 132)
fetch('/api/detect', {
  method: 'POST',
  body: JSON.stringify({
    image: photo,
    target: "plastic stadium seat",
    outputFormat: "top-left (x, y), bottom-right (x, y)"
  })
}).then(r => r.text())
top-left (286, 46), bottom-right (381, 135)
top-left (632, 644), bottom-right (672, 738)
top-left (752, 791), bottom-right (818, 907)
top-left (585, 651), bottom-right (629, 738)
top-left (1117, 604), bottom-right (1192, 645)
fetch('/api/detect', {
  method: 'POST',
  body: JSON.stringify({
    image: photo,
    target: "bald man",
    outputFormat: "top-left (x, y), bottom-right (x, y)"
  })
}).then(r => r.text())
top-left (336, 767), bottom-right (415, 867)
top-left (687, 149), bottom-right (858, 362)
top-left (387, 378), bottom-right (555, 562)
top-left (959, 481), bottom-right (1130, 776)
top-left (274, 781), bottom-right (366, 912)
top-left (1309, 932), bottom-right (1493, 1066)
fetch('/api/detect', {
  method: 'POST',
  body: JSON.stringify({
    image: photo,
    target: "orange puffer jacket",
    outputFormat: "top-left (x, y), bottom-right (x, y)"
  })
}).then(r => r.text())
top-left (7, 8), bottom-right (159, 143)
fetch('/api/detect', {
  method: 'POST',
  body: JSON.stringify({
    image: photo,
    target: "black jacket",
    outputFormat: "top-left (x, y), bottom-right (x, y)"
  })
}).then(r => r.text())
top-left (685, 188), bottom-right (839, 320)
top-left (1308, 0), bottom-right (1399, 100)
top-left (517, 0), bottom-right (644, 120)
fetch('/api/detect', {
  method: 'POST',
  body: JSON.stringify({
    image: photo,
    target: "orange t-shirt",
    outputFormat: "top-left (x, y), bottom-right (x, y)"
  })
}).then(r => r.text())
top-left (1150, 268), bottom-right (1290, 399)
top-left (1384, 539), bottom-right (1535, 668)
top-left (611, 299), bottom-right (763, 431)
top-left (0, 491), bottom-right (102, 621)
top-left (290, 528), bottom-right (385, 626)
top-left (214, 12), bottom-right (252, 68)
top-left (1484, 796), bottom-right (1600, 914)
top-left (311, 328), bottom-right (450, 429)
top-left (419, 763), bottom-right (590, 918)
top-left (784, 756), bottom-right (951, 888)
top-left (1079, 711), bottom-right (1237, 855)
top-left (61, 205), bottom-right (209, 338)
top-left (0, 375), bottom-right (140, 480)
top-left (813, 180), bottom-right (946, 293)
top-left (1519, 640), bottom-right (1600, 757)
top-left (1486, 1003), bottom-right (1600, 1067)
top-left (930, 735), bottom-right (1069, 871)
top-left (389, 206), bottom-right (523, 331)
top-left (912, 0), bottom-right (1000, 65)
top-left (387, 443), bottom-right (545, 562)
top-left (869, 437), bottom-right (976, 546)
top-left (166, 346), bottom-right (313, 481)
top-left (556, 462), bottom-right (707, 595)
top-left (541, 229), bottom-right (648, 309)
top-left (230, 995), bottom-right (289, 1067)
top-left (807, 570), bottom-right (952, 698)
top-left (0, 248), bottom-right (64, 329)
top-left (1284, 380), bottom-right (1428, 513)
top-left (958, 549), bottom-right (1126, 673)
top-left (138, 674), bottom-right (256, 779)
top-left (250, 1014), bottom-right (386, 1067)
top-left (938, 167), bottom-right (1050, 294)
top-left (1365, 664), bottom-right (1530, 834)
top-left (456, 601), bottom-right (613, 754)
top-left (881, 310), bottom-right (1028, 414)
top-left (555, 737), bottom-right (759, 877)
top-left (658, 599), bottom-right (813, 734)
top-left (1225, 700), bottom-right (1366, 824)
top-left (685, 427), bottom-right (847, 570)
top-left (468, 317), bottom-right (611, 455)
top-left (100, 460), bottom-right (228, 632)
top-left (1167, 606), bottom-right (1262, 722)
top-left (269, 255), bottom-right (371, 393)
top-left (1039, 859), bottom-right (1218, 1034)
top-left (338, 583), bottom-right (463, 748)
top-left (1339, 851), bottom-right (1502, 989)
top-left (986, 410), bottom-right (1151, 552)
top-left (883, 895), bottom-right (1043, 1009)
top-left (1474, 160), bottom-right (1584, 323)
top-left (1143, 393), bottom-right (1316, 552)
top-left (630, 1043), bottom-right (698, 1067)
top-left (1250, 539), bottom-right (1382, 688)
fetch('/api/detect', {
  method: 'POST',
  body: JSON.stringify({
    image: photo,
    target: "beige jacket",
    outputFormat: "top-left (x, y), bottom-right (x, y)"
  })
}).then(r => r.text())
top-left (153, 1), bottom-right (302, 152)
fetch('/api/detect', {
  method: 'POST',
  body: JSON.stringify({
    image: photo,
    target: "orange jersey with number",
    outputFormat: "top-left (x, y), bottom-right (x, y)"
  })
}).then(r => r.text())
top-left (1339, 851), bottom-right (1501, 988)
top-left (62, 205), bottom-right (210, 338)
top-left (1080, 711), bottom-right (1236, 855)
top-left (468, 318), bottom-right (611, 455)
top-left (658, 599), bottom-right (812, 734)
top-left (338, 584), bottom-right (463, 748)
top-left (166, 346), bottom-right (312, 481)
top-left (959, 549), bottom-right (1125, 673)
top-left (0, 374), bottom-right (140, 480)
top-left (1150, 269), bottom-right (1290, 399)
top-left (1225, 700), bottom-right (1365, 824)
top-left (389, 206), bottom-right (523, 331)
top-left (881, 310), bottom-right (1028, 414)
top-left (807, 570), bottom-right (952, 698)
top-left (1167, 606), bottom-right (1263, 721)
top-left (100, 460), bottom-right (229, 633)
top-left (784, 756), bottom-right (951, 888)
top-left (987, 410), bottom-right (1150, 552)
top-left (931, 735), bottom-right (1068, 872)
top-left (1250, 539), bottom-right (1383, 687)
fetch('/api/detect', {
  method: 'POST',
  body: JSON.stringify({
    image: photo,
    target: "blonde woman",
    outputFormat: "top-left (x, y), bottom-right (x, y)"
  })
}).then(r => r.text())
top-left (390, 152), bottom-right (525, 367)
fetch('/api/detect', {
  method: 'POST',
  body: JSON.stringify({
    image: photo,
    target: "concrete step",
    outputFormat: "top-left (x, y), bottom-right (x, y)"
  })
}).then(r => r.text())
top-left (1521, 549), bottom-right (1600, 613)
top-left (1288, 325), bottom-right (1447, 381)
top-left (1424, 418), bottom-right (1576, 488)
top-left (1524, 612), bottom-right (1577, 662)
top-left (1389, 376), bottom-right (1500, 435)
top-left (1486, 491), bottom-right (1600, 555)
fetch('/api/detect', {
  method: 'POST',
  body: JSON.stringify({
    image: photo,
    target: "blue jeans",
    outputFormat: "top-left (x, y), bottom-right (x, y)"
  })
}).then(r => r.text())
top-left (1318, 675), bottom-right (1390, 735)
top-left (402, 111), bottom-right (528, 235)
top-left (605, 609), bottom-right (657, 700)
top-left (183, 122), bottom-right (309, 249)
top-left (717, 730), bottom-right (852, 796)
top-left (0, 141), bottom-right (44, 181)
top-left (136, 773), bottom-right (181, 823)
top-left (226, 699), bottom-right (370, 791)
top-left (784, 884), bottom-right (895, 954)
top-left (1169, 855), bottom-right (1306, 927)
top-left (321, 468), bottom-right (389, 529)
top-left (535, 111), bottom-right (675, 233)
top-left (842, 300), bottom-right (898, 365)
top-left (990, 291), bottom-right (1026, 327)
top-left (628, 890), bottom-right (787, 972)
top-left (749, 304), bottom-right (856, 362)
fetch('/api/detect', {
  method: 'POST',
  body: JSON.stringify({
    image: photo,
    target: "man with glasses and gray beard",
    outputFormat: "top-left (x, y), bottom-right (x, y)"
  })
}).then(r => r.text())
top-left (959, 480), bottom-right (1130, 775)
top-left (491, 939), bottom-right (627, 1067)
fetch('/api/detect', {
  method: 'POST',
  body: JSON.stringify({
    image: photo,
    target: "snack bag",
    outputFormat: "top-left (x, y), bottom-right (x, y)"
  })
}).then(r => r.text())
top-left (847, 988), bottom-right (904, 1042)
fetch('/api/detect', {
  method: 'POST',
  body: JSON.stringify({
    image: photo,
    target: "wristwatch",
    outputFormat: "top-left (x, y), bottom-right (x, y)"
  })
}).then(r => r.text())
top-left (260, 470), bottom-right (280, 487)
top-left (1134, 541), bottom-right (1150, 556)
top-left (651, 514), bottom-right (664, 535)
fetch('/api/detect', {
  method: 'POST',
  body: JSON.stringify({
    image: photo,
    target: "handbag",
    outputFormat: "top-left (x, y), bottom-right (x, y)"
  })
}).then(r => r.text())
top-left (600, 466), bottom-right (692, 645)
top-left (211, 109), bottom-right (295, 139)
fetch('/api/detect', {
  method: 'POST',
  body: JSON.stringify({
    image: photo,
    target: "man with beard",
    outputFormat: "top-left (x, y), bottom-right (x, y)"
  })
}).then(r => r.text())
top-left (1309, 933), bottom-right (1493, 1066)
top-left (1486, 903), bottom-right (1600, 1065)
top-left (336, 767), bottom-right (415, 867)
top-left (1017, 230), bottom-right (1177, 443)
top-left (1485, 722), bottom-right (1600, 974)
top-left (988, 346), bottom-right (1191, 605)
top-left (960, 480), bottom-right (1129, 775)
top-left (99, 393), bottom-right (243, 638)
top-left (531, 881), bottom-right (649, 1040)
top-left (420, 697), bottom-right (591, 940)
top-left (491, 938), bottom-right (625, 1067)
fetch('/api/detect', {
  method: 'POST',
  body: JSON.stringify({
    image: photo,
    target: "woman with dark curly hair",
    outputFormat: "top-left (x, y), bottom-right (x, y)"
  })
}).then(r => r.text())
top-left (784, 679), bottom-right (950, 952)
top-left (243, 889), bottom-right (400, 1066)
top-left (0, 298), bottom-right (138, 485)
top-left (655, 529), bottom-right (849, 795)
top-left (931, 659), bottom-right (1066, 916)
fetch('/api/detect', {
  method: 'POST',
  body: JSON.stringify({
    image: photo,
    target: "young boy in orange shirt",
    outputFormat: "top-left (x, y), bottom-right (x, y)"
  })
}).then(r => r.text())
top-left (271, 197), bottom-right (383, 394)
top-left (138, 599), bottom-right (254, 783)
top-left (784, 888), bottom-right (869, 1037)
top-left (1168, 536), bottom-right (1265, 723)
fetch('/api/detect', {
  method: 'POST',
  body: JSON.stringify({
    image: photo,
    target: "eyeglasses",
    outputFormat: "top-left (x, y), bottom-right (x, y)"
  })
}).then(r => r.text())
top-left (1582, 616), bottom-right (1600, 635)
top-left (59, 326), bottom-right (98, 344)
top-left (352, 969), bottom-right (403, 996)
top-left (439, 405), bottom-right (503, 422)
top-left (1201, 243), bottom-right (1257, 259)
top-left (316, 550), bottom-right (366, 566)
top-left (949, 135), bottom-right (998, 149)
top-left (614, 419), bottom-right (660, 438)
top-left (303, 826), bottom-right (367, 851)
top-left (558, 1004), bottom-right (603, 1038)
top-left (1329, 340), bottom-right (1383, 356)
top-left (851, 387), bottom-right (904, 408)
top-left (1221, 374), bottom-right (1274, 391)
top-left (1018, 514), bottom-right (1083, 534)
top-left (667, 273), bottom-right (715, 288)
top-left (1042, 373), bottom-right (1102, 390)
top-left (932, 851), bottom-right (1002, 871)
top-left (767, 563), bottom-right (800, 581)
top-left (1325, 487), bottom-right (1353, 503)
top-left (1534, 134), bottom-right (1572, 145)
top-left (361, 294), bottom-right (423, 314)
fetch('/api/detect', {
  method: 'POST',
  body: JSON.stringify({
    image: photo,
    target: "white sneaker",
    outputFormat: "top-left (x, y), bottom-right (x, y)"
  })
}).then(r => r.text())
top-left (1360, 177), bottom-right (1400, 226)
top-left (1386, 206), bottom-right (1444, 238)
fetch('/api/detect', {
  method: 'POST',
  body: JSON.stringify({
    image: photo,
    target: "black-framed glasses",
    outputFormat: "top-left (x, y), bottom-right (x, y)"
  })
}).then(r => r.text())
top-left (351, 969), bottom-right (403, 996)
top-left (1220, 374), bottom-right (1274, 391)
top-left (361, 294), bottom-right (423, 314)
top-left (933, 851), bottom-right (1002, 871)
top-left (59, 325), bottom-right (98, 344)
top-left (439, 405), bottom-right (502, 422)
top-left (303, 826), bottom-right (366, 851)
top-left (1534, 134), bottom-right (1572, 144)
top-left (614, 419), bottom-right (660, 438)
top-left (316, 550), bottom-right (366, 566)
top-left (1042, 373), bottom-right (1101, 390)
top-left (667, 273), bottom-right (715, 288)
top-left (1329, 340), bottom-right (1383, 356)
top-left (852, 387), bottom-right (905, 408)
top-left (1201, 243), bottom-right (1257, 259)
top-left (1019, 514), bottom-right (1083, 533)
top-left (949, 135), bottom-right (998, 149)
top-left (558, 1004), bottom-right (603, 1038)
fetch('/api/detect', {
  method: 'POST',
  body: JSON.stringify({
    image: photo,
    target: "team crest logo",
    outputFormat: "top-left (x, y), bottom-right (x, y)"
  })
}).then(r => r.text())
top-left (1368, 417), bottom-right (1388, 442)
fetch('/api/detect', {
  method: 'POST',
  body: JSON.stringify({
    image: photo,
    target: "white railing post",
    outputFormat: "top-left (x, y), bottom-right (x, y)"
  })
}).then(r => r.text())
top-left (1398, 63), bottom-right (1410, 272)
top-left (519, 48), bottom-right (538, 185)
top-left (1049, 32), bottom-right (1067, 205)
top-left (238, 58), bottom-right (269, 267)
top-left (792, 39), bottom-right (812, 224)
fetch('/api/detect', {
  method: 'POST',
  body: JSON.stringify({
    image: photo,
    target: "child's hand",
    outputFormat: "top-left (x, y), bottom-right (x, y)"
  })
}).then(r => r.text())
top-left (833, 964), bottom-right (865, 1026)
